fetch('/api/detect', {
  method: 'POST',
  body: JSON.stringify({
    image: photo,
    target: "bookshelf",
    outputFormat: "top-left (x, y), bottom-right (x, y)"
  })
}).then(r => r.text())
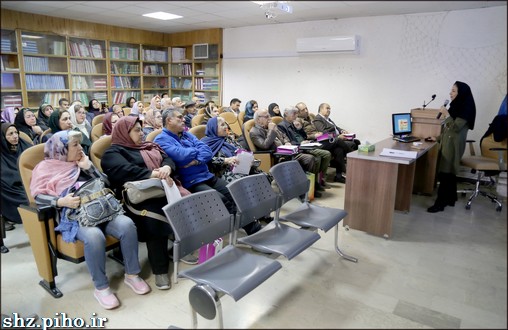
top-left (110, 41), bottom-right (141, 105)
top-left (1, 29), bottom-right (22, 110)
top-left (141, 45), bottom-right (169, 103)
top-left (193, 44), bottom-right (220, 104)
top-left (170, 46), bottom-right (193, 102)
top-left (20, 31), bottom-right (69, 108)
top-left (69, 37), bottom-right (108, 104)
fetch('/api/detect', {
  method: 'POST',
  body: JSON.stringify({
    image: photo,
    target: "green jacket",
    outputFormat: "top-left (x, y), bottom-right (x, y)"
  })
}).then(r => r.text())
top-left (437, 116), bottom-right (469, 174)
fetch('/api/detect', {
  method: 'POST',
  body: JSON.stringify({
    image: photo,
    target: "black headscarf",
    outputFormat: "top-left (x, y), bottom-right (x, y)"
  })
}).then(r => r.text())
top-left (448, 81), bottom-right (476, 130)
top-left (48, 109), bottom-right (64, 133)
top-left (88, 98), bottom-right (101, 116)
top-left (1, 122), bottom-right (30, 223)
top-left (268, 103), bottom-right (281, 117)
top-left (14, 108), bottom-right (37, 142)
top-left (37, 103), bottom-right (52, 131)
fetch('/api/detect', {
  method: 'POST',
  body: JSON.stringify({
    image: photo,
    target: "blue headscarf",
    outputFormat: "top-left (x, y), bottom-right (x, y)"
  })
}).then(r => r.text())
top-left (202, 117), bottom-right (237, 157)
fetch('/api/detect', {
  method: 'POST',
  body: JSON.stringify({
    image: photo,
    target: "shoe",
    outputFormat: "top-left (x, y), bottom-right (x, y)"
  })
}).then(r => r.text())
top-left (94, 288), bottom-right (120, 310)
top-left (180, 254), bottom-right (199, 265)
top-left (1, 245), bottom-right (9, 254)
top-left (319, 181), bottom-right (332, 189)
top-left (333, 176), bottom-right (346, 184)
top-left (124, 275), bottom-right (151, 295)
top-left (243, 221), bottom-right (262, 235)
top-left (427, 205), bottom-right (445, 213)
top-left (447, 201), bottom-right (455, 207)
top-left (3, 221), bottom-right (14, 231)
top-left (260, 216), bottom-right (274, 224)
top-left (315, 184), bottom-right (325, 191)
top-left (155, 274), bottom-right (171, 290)
top-left (314, 190), bottom-right (323, 198)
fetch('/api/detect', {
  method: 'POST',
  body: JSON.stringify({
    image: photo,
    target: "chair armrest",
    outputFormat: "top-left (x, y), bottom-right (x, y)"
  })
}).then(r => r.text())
top-left (489, 147), bottom-right (508, 151)
top-left (19, 203), bottom-right (55, 222)
top-left (466, 140), bottom-right (476, 156)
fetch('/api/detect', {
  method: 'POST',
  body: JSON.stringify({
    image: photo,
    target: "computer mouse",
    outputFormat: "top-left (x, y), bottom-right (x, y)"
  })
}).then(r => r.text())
top-left (424, 137), bottom-right (434, 142)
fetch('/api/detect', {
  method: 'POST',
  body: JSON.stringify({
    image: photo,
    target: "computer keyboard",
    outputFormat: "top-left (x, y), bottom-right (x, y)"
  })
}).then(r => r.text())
top-left (393, 135), bottom-right (421, 143)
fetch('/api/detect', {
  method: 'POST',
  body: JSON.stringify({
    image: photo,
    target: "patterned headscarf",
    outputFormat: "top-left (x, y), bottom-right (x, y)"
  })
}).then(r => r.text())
top-left (1, 107), bottom-right (16, 123)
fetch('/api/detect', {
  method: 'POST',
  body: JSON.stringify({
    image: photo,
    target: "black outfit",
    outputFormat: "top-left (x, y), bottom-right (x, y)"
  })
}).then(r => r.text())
top-left (14, 109), bottom-right (40, 144)
top-left (36, 106), bottom-right (50, 132)
top-left (101, 144), bottom-right (176, 275)
top-left (1, 123), bottom-right (30, 224)
top-left (428, 81), bottom-right (476, 213)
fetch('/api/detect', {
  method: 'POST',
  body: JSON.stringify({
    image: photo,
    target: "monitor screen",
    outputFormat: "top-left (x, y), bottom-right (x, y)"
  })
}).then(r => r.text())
top-left (392, 113), bottom-right (412, 136)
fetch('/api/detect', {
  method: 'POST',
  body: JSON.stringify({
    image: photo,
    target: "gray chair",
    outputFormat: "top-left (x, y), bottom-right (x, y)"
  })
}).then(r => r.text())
top-left (269, 160), bottom-right (358, 263)
top-left (227, 173), bottom-right (321, 259)
top-left (162, 190), bottom-right (282, 329)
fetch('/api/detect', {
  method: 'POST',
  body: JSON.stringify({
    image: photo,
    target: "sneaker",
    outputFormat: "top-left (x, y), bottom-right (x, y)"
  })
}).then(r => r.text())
top-left (124, 275), bottom-right (151, 295)
top-left (94, 288), bottom-right (120, 310)
top-left (333, 176), bottom-right (346, 184)
top-left (155, 274), bottom-right (171, 290)
top-left (180, 254), bottom-right (199, 265)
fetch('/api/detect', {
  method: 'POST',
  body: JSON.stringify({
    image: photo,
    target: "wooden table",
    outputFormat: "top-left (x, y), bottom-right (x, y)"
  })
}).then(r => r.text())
top-left (343, 138), bottom-right (438, 238)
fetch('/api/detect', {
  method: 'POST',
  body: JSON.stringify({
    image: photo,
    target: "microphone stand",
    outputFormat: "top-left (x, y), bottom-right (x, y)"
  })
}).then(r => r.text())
top-left (422, 98), bottom-right (435, 109)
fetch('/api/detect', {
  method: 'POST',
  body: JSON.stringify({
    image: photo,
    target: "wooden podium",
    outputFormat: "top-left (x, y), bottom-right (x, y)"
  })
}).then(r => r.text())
top-left (410, 108), bottom-right (444, 194)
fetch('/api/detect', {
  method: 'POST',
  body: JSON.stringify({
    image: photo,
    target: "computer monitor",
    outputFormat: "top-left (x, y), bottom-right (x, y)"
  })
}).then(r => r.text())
top-left (391, 113), bottom-right (412, 136)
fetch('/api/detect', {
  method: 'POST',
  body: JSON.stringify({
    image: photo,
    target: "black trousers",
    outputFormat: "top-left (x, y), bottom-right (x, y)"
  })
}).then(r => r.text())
top-left (434, 172), bottom-right (458, 207)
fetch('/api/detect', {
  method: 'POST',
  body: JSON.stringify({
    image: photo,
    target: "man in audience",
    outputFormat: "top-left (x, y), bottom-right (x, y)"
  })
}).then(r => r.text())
top-left (313, 103), bottom-right (360, 152)
top-left (296, 102), bottom-right (349, 183)
top-left (183, 101), bottom-right (197, 128)
top-left (154, 109), bottom-right (261, 234)
top-left (249, 109), bottom-right (320, 197)
top-left (278, 107), bottom-right (332, 191)
top-left (223, 98), bottom-right (242, 117)
top-left (58, 97), bottom-right (70, 111)
top-left (171, 97), bottom-right (184, 110)
top-left (111, 104), bottom-right (124, 117)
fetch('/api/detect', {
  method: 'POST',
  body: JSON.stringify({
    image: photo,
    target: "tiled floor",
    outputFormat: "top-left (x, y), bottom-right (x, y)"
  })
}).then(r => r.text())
top-left (1, 178), bottom-right (506, 329)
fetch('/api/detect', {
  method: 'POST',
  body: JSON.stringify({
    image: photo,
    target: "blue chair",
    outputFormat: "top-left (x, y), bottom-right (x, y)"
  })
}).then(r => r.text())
top-left (270, 160), bottom-right (358, 263)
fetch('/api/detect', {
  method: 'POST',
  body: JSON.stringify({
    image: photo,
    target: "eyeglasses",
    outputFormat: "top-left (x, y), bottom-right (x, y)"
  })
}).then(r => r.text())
top-left (258, 115), bottom-right (270, 118)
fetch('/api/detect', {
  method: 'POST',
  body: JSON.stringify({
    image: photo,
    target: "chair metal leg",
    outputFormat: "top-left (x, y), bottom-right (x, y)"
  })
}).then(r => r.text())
top-left (188, 284), bottom-right (224, 329)
top-left (334, 224), bottom-right (358, 263)
top-left (464, 172), bottom-right (503, 211)
top-left (39, 279), bottom-right (63, 298)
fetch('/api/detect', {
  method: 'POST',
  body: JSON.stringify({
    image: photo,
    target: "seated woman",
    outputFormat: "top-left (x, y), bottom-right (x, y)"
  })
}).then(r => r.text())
top-left (31, 130), bottom-right (150, 309)
top-left (129, 101), bottom-right (145, 120)
top-left (14, 108), bottom-right (44, 144)
top-left (37, 104), bottom-right (54, 131)
top-left (268, 103), bottom-right (282, 117)
top-left (48, 109), bottom-right (73, 134)
top-left (142, 109), bottom-right (162, 138)
top-left (1, 123), bottom-right (31, 226)
top-left (243, 99), bottom-right (258, 122)
top-left (125, 96), bottom-right (137, 109)
top-left (101, 112), bottom-right (119, 137)
top-left (68, 103), bottom-right (92, 155)
top-left (200, 104), bottom-right (220, 125)
top-left (149, 95), bottom-right (162, 112)
top-left (101, 116), bottom-right (187, 291)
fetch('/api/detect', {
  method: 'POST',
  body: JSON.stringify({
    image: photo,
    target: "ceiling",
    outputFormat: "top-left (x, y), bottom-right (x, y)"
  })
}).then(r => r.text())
top-left (1, 1), bottom-right (506, 34)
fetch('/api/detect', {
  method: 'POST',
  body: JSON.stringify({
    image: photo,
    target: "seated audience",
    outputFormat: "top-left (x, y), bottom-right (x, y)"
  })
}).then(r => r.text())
top-left (161, 92), bottom-right (169, 99)
top-left (111, 104), bottom-right (124, 118)
top-left (102, 112), bottom-right (119, 137)
top-left (68, 103), bottom-right (92, 155)
top-left (277, 107), bottom-right (332, 191)
top-left (36, 104), bottom-right (53, 131)
top-left (1, 123), bottom-right (31, 226)
top-left (88, 98), bottom-right (103, 120)
top-left (192, 96), bottom-right (201, 107)
top-left (296, 102), bottom-right (348, 183)
top-left (243, 100), bottom-right (258, 122)
top-left (313, 103), bottom-right (360, 152)
top-left (222, 98), bottom-right (242, 117)
top-left (101, 116), bottom-right (188, 290)
top-left (125, 96), bottom-right (137, 109)
top-left (200, 104), bottom-right (220, 125)
top-left (183, 101), bottom-right (197, 128)
top-left (268, 103), bottom-right (282, 117)
top-left (31, 130), bottom-right (150, 309)
top-left (154, 109), bottom-right (262, 234)
top-left (129, 101), bottom-right (145, 120)
top-left (58, 98), bottom-right (70, 111)
top-left (171, 97), bottom-right (184, 110)
top-left (48, 109), bottom-right (73, 134)
top-left (142, 109), bottom-right (162, 138)
top-left (14, 108), bottom-right (43, 144)
top-left (249, 109), bottom-right (317, 195)
top-left (149, 95), bottom-right (162, 112)
top-left (160, 97), bottom-right (173, 111)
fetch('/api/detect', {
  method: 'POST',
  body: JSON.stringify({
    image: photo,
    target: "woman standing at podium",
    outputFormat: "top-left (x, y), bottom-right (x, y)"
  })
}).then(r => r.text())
top-left (427, 81), bottom-right (476, 213)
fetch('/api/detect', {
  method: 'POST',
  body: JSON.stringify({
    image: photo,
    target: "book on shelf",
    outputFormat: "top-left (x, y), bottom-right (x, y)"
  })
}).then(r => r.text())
top-left (143, 64), bottom-right (165, 75)
top-left (1, 39), bottom-right (12, 52)
top-left (143, 49), bottom-right (167, 62)
top-left (171, 47), bottom-right (186, 62)
top-left (1, 73), bottom-right (16, 88)
top-left (43, 92), bottom-right (68, 107)
top-left (113, 91), bottom-right (141, 104)
top-left (25, 74), bottom-right (66, 90)
top-left (2, 94), bottom-right (23, 108)
top-left (110, 46), bottom-right (139, 60)
top-left (24, 56), bottom-right (49, 72)
top-left (22, 40), bottom-right (38, 54)
top-left (93, 78), bottom-right (107, 89)
top-left (52, 41), bottom-right (66, 55)
top-left (70, 59), bottom-right (98, 74)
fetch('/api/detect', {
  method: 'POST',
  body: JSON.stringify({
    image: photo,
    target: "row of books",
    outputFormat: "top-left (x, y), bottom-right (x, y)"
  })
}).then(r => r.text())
top-left (25, 74), bottom-right (66, 90)
top-left (171, 77), bottom-right (192, 89)
top-left (70, 59), bottom-right (104, 74)
top-left (69, 41), bottom-right (104, 58)
top-left (195, 67), bottom-right (218, 76)
top-left (23, 56), bottom-right (49, 72)
top-left (42, 92), bottom-right (68, 107)
top-left (143, 64), bottom-right (165, 75)
top-left (1, 39), bottom-right (13, 52)
top-left (142, 49), bottom-right (167, 62)
top-left (73, 92), bottom-right (108, 104)
top-left (171, 48), bottom-right (187, 62)
top-left (171, 63), bottom-right (192, 76)
top-left (110, 46), bottom-right (139, 60)
top-left (1, 73), bottom-right (17, 89)
top-left (194, 78), bottom-right (219, 91)
top-left (72, 76), bottom-right (107, 90)
top-left (144, 77), bottom-right (168, 89)
top-left (2, 94), bottom-right (23, 109)
top-left (111, 76), bottom-right (140, 89)
top-left (112, 91), bottom-right (141, 104)
top-left (22, 40), bottom-right (66, 56)
top-left (111, 63), bottom-right (140, 74)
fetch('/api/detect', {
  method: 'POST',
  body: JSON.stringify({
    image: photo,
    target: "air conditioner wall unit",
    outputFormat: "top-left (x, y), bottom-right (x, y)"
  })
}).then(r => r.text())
top-left (296, 35), bottom-right (359, 54)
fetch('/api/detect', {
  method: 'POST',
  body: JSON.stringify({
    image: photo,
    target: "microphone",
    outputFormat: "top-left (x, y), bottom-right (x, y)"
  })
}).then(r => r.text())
top-left (436, 99), bottom-right (449, 119)
top-left (422, 94), bottom-right (436, 109)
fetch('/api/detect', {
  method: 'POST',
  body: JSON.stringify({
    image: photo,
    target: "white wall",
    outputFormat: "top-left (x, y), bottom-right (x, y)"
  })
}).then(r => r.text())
top-left (222, 6), bottom-right (507, 146)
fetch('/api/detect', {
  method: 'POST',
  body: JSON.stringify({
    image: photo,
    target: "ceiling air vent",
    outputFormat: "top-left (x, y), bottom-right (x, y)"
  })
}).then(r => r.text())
top-left (193, 43), bottom-right (209, 59)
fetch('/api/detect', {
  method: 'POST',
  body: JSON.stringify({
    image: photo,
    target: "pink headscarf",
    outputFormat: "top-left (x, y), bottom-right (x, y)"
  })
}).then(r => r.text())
top-left (30, 130), bottom-right (81, 197)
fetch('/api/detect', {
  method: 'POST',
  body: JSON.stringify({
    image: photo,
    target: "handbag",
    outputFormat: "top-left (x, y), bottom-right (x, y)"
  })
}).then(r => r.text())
top-left (66, 178), bottom-right (123, 227)
top-left (123, 178), bottom-right (165, 204)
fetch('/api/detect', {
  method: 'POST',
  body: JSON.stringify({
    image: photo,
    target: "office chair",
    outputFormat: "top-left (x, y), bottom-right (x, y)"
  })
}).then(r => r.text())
top-left (459, 133), bottom-right (507, 211)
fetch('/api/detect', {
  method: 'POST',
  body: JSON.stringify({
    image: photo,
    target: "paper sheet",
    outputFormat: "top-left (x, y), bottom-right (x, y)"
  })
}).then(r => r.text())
top-left (232, 151), bottom-right (254, 174)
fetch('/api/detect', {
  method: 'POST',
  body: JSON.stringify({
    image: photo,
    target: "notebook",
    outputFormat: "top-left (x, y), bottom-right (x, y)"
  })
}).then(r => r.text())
top-left (391, 113), bottom-right (421, 143)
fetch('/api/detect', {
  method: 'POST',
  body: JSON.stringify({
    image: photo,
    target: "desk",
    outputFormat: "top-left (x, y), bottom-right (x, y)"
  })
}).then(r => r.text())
top-left (343, 138), bottom-right (438, 238)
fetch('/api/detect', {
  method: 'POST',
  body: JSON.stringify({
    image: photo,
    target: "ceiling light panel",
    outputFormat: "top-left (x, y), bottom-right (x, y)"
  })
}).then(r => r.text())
top-left (142, 11), bottom-right (182, 20)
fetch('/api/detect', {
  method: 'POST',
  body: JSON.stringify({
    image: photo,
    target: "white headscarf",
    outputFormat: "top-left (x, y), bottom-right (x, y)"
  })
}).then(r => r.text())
top-left (67, 103), bottom-right (91, 138)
